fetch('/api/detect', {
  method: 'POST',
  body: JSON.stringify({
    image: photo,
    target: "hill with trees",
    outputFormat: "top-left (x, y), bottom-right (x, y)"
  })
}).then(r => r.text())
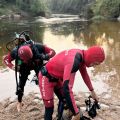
top-left (0, 0), bottom-right (120, 20)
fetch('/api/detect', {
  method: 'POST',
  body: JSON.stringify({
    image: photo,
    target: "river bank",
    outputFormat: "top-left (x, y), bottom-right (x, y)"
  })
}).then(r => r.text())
top-left (0, 13), bottom-right (120, 120)
top-left (0, 92), bottom-right (120, 120)
top-left (0, 68), bottom-right (120, 120)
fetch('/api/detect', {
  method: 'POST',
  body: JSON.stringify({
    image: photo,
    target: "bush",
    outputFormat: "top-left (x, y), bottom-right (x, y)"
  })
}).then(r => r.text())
top-left (16, 0), bottom-right (46, 16)
top-left (92, 0), bottom-right (120, 19)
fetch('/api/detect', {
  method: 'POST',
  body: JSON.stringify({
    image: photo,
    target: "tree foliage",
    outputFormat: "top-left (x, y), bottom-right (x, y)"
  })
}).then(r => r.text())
top-left (44, 0), bottom-right (94, 14)
top-left (92, 0), bottom-right (120, 19)
top-left (0, 0), bottom-right (47, 16)
top-left (0, 0), bottom-right (120, 19)
top-left (16, 0), bottom-right (46, 15)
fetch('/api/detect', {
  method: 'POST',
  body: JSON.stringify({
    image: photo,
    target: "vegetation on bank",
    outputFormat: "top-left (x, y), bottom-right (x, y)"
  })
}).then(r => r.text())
top-left (15, 0), bottom-right (47, 16)
top-left (92, 0), bottom-right (120, 20)
top-left (0, 0), bottom-right (120, 20)
top-left (0, 0), bottom-right (47, 17)
top-left (44, 0), bottom-right (120, 20)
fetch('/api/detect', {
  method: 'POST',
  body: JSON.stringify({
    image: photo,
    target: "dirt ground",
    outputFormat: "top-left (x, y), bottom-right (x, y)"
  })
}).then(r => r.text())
top-left (0, 92), bottom-right (120, 120)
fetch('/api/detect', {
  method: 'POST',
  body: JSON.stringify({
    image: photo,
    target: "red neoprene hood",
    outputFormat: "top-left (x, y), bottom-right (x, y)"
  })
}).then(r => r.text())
top-left (84, 46), bottom-right (105, 67)
top-left (18, 45), bottom-right (33, 63)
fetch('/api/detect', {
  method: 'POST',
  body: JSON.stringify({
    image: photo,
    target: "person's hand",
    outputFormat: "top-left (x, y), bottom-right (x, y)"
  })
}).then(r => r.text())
top-left (11, 66), bottom-right (20, 72)
top-left (17, 102), bottom-right (24, 112)
top-left (41, 54), bottom-right (49, 60)
top-left (91, 90), bottom-right (99, 102)
top-left (72, 113), bottom-right (80, 120)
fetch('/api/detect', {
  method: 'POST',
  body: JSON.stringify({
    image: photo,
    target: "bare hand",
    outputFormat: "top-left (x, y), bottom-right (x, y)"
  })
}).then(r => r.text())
top-left (91, 90), bottom-right (99, 102)
top-left (11, 66), bottom-right (15, 71)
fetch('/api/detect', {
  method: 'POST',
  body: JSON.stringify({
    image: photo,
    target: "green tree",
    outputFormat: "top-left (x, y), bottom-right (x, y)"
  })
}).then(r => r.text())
top-left (92, 0), bottom-right (120, 19)
top-left (30, 0), bottom-right (46, 14)
top-left (16, 0), bottom-right (46, 16)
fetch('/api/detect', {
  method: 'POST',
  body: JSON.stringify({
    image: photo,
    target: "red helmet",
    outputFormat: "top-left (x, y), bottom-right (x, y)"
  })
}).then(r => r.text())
top-left (84, 46), bottom-right (105, 67)
top-left (18, 45), bottom-right (33, 63)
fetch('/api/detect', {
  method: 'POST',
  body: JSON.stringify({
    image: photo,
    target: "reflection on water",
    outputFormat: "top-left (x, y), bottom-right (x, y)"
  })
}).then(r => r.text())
top-left (43, 29), bottom-right (87, 53)
top-left (0, 17), bottom-right (120, 100)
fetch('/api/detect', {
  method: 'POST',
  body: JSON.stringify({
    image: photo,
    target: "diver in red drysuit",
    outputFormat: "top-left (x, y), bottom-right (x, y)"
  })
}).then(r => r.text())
top-left (38, 46), bottom-right (105, 120)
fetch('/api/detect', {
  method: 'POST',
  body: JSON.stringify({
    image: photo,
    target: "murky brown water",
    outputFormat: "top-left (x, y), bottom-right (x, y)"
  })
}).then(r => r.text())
top-left (0, 17), bottom-right (120, 101)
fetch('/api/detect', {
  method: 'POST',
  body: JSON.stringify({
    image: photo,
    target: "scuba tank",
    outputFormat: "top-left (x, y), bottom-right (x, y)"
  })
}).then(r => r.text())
top-left (6, 30), bottom-right (35, 94)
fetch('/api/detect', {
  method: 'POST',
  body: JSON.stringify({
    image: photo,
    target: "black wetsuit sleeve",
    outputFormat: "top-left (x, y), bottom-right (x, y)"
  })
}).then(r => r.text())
top-left (32, 44), bottom-right (50, 60)
top-left (63, 53), bottom-right (83, 115)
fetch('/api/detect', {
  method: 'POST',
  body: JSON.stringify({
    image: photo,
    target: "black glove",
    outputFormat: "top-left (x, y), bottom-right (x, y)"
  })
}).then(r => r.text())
top-left (40, 54), bottom-right (49, 60)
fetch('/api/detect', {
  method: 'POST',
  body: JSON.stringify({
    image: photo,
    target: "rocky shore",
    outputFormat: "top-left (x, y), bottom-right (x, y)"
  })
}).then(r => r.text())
top-left (0, 92), bottom-right (120, 120)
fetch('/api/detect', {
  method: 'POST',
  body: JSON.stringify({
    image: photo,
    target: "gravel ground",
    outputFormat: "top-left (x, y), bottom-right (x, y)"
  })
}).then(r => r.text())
top-left (0, 92), bottom-right (120, 120)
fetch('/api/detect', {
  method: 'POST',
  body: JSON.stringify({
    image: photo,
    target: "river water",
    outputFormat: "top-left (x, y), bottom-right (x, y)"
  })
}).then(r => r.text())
top-left (0, 14), bottom-right (120, 102)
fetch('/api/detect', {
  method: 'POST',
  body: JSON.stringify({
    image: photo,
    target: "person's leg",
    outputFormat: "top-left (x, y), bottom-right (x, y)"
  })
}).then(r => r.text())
top-left (54, 79), bottom-right (65, 120)
top-left (39, 72), bottom-right (55, 120)
top-left (16, 63), bottom-right (30, 111)
top-left (44, 107), bottom-right (54, 120)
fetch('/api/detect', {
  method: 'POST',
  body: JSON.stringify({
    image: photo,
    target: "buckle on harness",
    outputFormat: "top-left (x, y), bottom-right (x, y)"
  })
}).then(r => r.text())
top-left (41, 66), bottom-right (58, 82)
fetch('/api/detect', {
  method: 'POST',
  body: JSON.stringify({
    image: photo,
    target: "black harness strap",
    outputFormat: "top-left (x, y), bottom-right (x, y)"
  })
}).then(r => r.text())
top-left (41, 66), bottom-right (59, 82)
